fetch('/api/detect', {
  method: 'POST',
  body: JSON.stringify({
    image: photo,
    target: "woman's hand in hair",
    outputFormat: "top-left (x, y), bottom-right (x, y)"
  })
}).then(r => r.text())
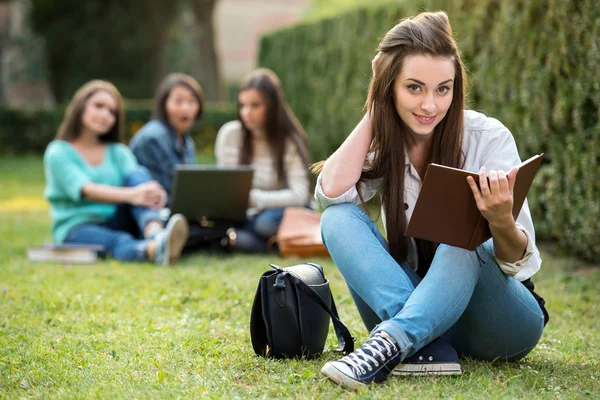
top-left (466, 167), bottom-right (519, 229)
top-left (371, 52), bottom-right (381, 77)
top-left (130, 181), bottom-right (167, 210)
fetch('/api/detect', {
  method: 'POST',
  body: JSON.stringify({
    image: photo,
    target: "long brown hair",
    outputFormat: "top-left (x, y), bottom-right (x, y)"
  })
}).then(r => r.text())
top-left (313, 12), bottom-right (467, 265)
top-left (237, 68), bottom-right (310, 185)
top-left (367, 11), bottom-right (466, 264)
top-left (152, 73), bottom-right (204, 128)
top-left (56, 80), bottom-right (125, 143)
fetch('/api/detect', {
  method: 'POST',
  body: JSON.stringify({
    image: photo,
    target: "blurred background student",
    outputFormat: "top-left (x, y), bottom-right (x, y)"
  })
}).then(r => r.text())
top-left (215, 68), bottom-right (311, 253)
top-left (129, 73), bottom-right (202, 201)
top-left (44, 80), bottom-right (189, 266)
top-left (129, 73), bottom-right (232, 251)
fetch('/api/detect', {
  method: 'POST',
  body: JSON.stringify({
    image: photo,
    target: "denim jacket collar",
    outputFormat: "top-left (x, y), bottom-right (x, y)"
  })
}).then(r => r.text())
top-left (165, 123), bottom-right (193, 163)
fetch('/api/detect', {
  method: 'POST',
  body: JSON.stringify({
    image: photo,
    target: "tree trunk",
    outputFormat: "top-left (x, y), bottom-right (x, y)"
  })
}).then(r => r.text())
top-left (189, 0), bottom-right (223, 102)
top-left (141, 0), bottom-right (179, 88)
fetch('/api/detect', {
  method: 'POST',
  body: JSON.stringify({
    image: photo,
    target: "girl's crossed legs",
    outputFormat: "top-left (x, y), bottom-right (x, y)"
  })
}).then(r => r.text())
top-left (321, 203), bottom-right (545, 362)
top-left (64, 167), bottom-right (188, 264)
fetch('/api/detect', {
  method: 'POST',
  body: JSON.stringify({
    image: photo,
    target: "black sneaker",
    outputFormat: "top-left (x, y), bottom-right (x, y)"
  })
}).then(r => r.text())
top-left (393, 337), bottom-right (462, 376)
top-left (321, 331), bottom-right (401, 390)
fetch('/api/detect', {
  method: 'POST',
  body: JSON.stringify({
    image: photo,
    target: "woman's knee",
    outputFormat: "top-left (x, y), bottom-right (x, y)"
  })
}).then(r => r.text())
top-left (433, 242), bottom-right (496, 275)
top-left (320, 203), bottom-right (365, 239)
top-left (431, 245), bottom-right (478, 274)
top-left (123, 166), bottom-right (153, 187)
top-left (452, 292), bottom-right (545, 362)
top-left (253, 209), bottom-right (284, 238)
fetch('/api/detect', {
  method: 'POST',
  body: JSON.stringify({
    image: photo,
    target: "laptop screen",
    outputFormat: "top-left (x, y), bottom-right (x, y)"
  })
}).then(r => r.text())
top-left (170, 165), bottom-right (254, 222)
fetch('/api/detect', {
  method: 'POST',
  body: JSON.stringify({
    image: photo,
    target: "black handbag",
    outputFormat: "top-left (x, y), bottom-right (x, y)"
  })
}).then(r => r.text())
top-left (250, 263), bottom-right (354, 359)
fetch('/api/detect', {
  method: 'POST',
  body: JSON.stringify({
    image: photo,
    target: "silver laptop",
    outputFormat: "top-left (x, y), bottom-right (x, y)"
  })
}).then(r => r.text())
top-left (170, 165), bottom-right (254, 222)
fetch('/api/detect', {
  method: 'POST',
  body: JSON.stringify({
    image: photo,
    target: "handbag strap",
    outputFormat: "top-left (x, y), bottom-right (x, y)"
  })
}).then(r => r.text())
top-left (287, 273), bottom-right (355, 355)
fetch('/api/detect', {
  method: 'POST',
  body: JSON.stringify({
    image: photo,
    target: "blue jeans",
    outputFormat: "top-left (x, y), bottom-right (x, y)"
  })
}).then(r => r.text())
top-left (64, 167), bottom-right (162, 261)
top-left (233, 208), bottom-right (285, 253)
top-left (321, 203), bottom-right (545, 362)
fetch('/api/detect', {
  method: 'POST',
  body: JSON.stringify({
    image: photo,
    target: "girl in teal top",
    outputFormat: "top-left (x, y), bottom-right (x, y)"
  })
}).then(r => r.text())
top-left (43, 80), bottom-right (189, 265)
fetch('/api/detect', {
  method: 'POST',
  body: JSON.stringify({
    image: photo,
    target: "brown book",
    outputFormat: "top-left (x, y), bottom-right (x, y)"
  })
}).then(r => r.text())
top-left (405, 154), bottom-right (544, 250)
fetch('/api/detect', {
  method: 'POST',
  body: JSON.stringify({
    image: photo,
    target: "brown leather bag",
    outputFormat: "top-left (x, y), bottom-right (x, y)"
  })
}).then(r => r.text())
top-left (275, 207), bottom-right (329, 258)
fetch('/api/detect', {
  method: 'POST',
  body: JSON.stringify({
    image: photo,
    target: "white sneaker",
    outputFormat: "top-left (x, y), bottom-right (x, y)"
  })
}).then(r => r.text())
top-left (153, 214), bottom-right (189, 266)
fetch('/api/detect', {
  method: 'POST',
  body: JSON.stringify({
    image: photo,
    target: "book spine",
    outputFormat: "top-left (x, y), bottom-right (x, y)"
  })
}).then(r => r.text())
top-left (467, 214), bottom-right (491, 251)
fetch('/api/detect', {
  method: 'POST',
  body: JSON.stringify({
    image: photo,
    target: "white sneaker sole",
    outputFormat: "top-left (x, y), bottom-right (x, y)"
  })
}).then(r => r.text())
top-left (321, 362), bottom-right (365, 391)
top-left (163, 214), bottom-right (189, 266)
top-left (393, 362), bottom-right (462, 376)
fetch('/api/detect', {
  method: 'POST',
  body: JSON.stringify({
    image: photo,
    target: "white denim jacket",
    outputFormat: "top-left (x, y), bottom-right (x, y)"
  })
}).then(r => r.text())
top-left (314, 110), bottom-right (541, 282)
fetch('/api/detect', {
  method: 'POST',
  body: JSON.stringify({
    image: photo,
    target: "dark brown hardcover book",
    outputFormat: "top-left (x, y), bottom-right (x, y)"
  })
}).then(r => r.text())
top-left (405, 154), bottom-right (544, 250)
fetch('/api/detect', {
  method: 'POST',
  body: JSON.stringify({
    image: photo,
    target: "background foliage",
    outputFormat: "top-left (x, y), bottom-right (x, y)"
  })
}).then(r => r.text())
top-left (29, 0), bottom-right (157, 101)
top-left (28, 0), bottom-right (223, 102)
top-left (303, 0), bottom-right (375, 21)
top-left (259, 0), bottom-right (600, 262)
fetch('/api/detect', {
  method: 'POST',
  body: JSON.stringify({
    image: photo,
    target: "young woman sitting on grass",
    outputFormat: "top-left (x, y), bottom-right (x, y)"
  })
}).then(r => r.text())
top-left (44, 80), bottom-right (189, 266)
top-left (215, 68), bottom-right (311, 253)
top-left (313, 11), bottom-right (548, 390)
top-left (129, 73), bottom-right (203, 203)
top-left (129, 73), bottom-right (233, 252)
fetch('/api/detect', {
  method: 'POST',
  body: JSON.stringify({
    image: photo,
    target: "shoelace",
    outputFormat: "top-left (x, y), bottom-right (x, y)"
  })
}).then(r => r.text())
top-left (342, 333), bottom-right (398, 375)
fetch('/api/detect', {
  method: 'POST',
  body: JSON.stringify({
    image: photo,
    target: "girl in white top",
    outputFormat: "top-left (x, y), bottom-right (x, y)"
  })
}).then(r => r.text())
top-left (215, 69), bottom-right (310, 252)
top-left (314, 12), bottom-right (547, 390)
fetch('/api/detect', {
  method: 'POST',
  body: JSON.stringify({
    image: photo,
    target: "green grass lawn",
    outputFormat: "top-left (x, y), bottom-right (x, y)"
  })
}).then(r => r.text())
top-left (1, 156), bottom-right (599, 399)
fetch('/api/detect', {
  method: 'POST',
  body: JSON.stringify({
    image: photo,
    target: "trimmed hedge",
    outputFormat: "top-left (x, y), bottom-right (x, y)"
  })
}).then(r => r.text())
top-left (0, 103), bottom-right (237, 155)
top-left (259, 0), bottom-right (600, 262)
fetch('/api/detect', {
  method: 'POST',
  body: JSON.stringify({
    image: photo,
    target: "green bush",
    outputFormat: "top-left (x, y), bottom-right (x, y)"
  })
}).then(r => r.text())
top-left (29, 0), bottom-right (156, 101)
top-left (0, 103), bottom-right (237, 156)
top-left (258, 0), bottom-right (600, 262)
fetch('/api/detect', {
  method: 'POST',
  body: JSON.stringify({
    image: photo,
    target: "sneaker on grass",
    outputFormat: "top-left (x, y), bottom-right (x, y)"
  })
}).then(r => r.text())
top-left (393, 337), bottom-right (462, 376)
top-left (153, 214), bottom-right (189, 266)
top-left (321, 331), bottom-right (401, 390)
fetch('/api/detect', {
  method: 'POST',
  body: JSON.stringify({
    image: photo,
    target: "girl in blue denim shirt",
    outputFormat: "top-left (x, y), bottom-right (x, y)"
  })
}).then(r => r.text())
top-left (129, 74), bottom-right (229, 252)
top-left (44, 80), bottom-right (188, 266)
top-left (313, 12), bottom-right (548, 390)
top-left (129, 73), bottom-right (203, 201)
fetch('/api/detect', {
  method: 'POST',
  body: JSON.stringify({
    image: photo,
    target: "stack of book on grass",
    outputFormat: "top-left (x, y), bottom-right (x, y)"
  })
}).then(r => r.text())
top-left (27, 244), bottom-right (104, 264)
